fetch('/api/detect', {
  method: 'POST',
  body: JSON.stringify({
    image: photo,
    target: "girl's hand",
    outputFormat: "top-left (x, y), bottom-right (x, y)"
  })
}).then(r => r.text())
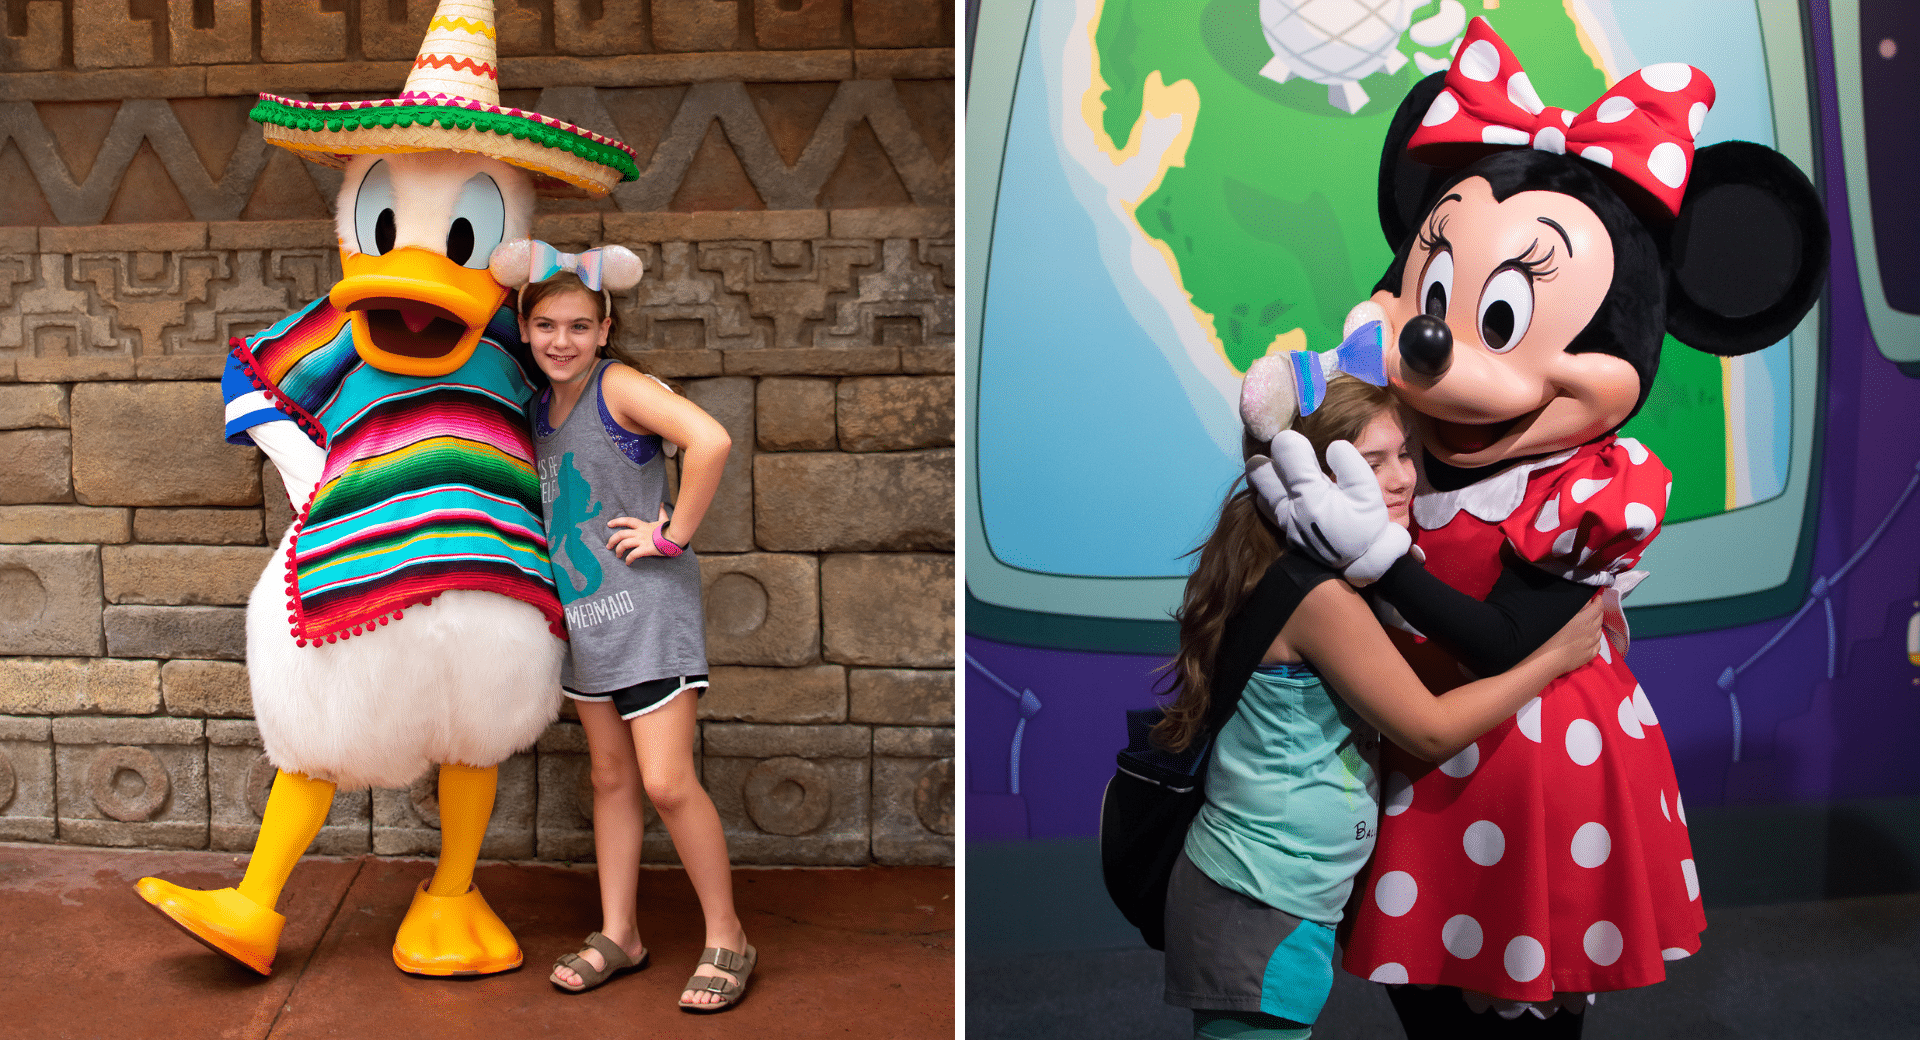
top-left (1529, 593), bottom-right (1606, 678)
top-left (606, 509), bottom-right (679, 564)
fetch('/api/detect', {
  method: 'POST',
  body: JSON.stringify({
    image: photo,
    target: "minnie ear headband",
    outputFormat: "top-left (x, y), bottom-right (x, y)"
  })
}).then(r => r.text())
top-left (1239, 304), bottom-right (1390, 443)
top-left (490, 240), bottom-right (645, 303)
top-left (1409, 17), bottom-right (1714, 215)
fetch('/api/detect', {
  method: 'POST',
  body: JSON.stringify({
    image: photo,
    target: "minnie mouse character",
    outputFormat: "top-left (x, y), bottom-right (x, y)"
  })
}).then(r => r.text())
top-left (1252, 17), bottom-right (1828, 1037)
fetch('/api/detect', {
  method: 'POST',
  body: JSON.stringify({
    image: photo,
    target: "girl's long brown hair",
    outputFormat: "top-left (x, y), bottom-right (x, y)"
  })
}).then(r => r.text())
top-left (1152, 376), bottom-right (1402, 752)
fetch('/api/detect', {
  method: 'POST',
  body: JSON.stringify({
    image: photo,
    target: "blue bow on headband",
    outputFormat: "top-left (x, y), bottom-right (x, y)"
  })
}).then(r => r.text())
top-left (1240, 318), bottom-right (1391, 443)
top-left (1292, 320), bottom-right (1388, 415)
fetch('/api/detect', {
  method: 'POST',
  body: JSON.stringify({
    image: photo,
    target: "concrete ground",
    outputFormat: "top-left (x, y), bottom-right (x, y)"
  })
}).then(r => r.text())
top-left (0, 843), bottom-right (953, 1040)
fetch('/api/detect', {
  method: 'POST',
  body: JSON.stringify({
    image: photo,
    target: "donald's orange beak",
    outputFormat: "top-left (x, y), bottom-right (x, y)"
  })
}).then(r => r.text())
top-left (331, 248), bottom-right (509, 377)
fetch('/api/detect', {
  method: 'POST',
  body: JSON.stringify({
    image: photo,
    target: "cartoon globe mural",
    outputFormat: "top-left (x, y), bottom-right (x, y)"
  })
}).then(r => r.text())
top-left (1259, 0), bottom-right (1417, 113)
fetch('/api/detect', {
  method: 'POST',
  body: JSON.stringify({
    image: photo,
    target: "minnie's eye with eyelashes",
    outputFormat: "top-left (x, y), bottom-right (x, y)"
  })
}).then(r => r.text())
top-left (1478, 268), bottom-right (1535, 352)
top-left (1420, 250), bottom-right (1454, 320)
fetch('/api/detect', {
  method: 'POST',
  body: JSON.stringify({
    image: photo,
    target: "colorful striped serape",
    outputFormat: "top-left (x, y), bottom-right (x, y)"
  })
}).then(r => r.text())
top-left (228, 297), bottom-right (563, 645)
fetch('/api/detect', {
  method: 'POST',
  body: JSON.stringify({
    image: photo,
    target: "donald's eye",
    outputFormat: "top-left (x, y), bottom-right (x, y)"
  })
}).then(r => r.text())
top-left (1478, 268), bottom-right (1535, 352)
top-left (353, 161), bottom-right (397, 256)
top-left (1420, 250), bottom-right (1454, 320)
top-left (447, 173), bottom-right (505, 269)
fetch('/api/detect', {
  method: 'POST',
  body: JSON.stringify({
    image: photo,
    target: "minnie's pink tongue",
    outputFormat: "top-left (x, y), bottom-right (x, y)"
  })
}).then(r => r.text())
top-left (399, 303), bottom-right (436, 334)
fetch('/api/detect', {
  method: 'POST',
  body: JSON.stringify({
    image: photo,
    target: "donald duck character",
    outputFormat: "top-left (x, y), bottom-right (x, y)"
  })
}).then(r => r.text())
top-left (135, 0), bottom-right (640, 977)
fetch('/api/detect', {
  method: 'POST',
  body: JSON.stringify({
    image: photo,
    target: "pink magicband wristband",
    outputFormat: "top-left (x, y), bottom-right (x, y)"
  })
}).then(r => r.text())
top-left (652, 526), bottom-right (684, 557)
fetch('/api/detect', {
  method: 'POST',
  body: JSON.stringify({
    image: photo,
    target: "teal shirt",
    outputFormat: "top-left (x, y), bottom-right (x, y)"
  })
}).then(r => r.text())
top-left (1184, 663), bottom-right (1381, 925)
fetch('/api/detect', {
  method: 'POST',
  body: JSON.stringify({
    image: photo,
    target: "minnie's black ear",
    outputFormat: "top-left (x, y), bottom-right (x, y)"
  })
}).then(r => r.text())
top-left (1378, 72), bottom-right (1452, 250)
top-left (1665, 141), bottom-right (1829, 356)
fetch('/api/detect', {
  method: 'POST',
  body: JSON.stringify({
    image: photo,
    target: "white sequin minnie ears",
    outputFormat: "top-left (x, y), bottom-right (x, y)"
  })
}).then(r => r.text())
top-left (488, 239), bottom-right (644, 292)
top-left (1239, 302), bottom-right (1390, 443)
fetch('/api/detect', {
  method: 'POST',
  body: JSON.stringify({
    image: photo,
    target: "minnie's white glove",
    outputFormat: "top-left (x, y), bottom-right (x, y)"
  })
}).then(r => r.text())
top-left (1246, 430), bottom-right (1410, 586)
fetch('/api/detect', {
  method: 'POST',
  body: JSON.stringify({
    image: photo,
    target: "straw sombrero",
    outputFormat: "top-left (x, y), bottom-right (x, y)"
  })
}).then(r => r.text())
top-left (248, 0), bottom-right (639, 197)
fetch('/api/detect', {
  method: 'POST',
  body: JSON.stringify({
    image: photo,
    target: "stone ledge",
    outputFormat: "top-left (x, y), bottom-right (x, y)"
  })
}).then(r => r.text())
top-left (829, 207), bottom-right (954, 241)
top-left (0, 67), bottom-right (206, 101)
top-left (0, 226), bottom-right (37, 253)
top-left (721, 347), bottom-right (903, 377)
top-left (15, 358), bottom-right (138, 383)
top-left (1, 50), bottom-right (952, 102)
top-left (854, 48), bottom-right (956, 81)
top-left (207, 220), bottom-right (338, 251)
top-left (134, 356), bottom-right (228, 381)
top-left (605, 211), bottom-right (831, 243)
top-left (39, 223), bottom-right (208, 254)
top-left (12, 214), bottom-right (950, 254)
top-left (0, 715), bottom-right (52, 741)
top-left (206, 719), bottom-right (260, 746)
top-left (50, 715), bottom-right (203, 745)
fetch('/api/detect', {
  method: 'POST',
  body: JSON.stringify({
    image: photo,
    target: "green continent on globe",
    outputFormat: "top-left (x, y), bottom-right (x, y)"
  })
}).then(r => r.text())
top-left (1089, 0), bottom-right (1727, 520)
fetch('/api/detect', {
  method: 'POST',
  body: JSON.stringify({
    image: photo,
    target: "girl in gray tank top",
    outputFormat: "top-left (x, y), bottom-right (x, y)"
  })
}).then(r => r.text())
top-left (518, 265), bottom-right (755, 1011)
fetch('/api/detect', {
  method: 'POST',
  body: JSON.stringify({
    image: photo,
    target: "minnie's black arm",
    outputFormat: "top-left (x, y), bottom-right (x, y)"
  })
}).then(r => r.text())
top-left (1369, 550), bottom-right (1595, 676)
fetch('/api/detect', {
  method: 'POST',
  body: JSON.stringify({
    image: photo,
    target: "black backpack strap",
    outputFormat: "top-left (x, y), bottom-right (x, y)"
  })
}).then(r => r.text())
top-left (1203, 553), bottom-right (1340, 734)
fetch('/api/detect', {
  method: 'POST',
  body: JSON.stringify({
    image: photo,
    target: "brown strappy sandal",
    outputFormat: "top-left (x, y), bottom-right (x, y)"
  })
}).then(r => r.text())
top-left (551, 932), bottom-right (649, 993)
top-left (678, 943), bottom-right (756, 1013)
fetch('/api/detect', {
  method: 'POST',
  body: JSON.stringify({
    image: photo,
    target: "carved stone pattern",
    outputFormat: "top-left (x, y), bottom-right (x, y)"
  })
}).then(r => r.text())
top-left (0, 1), bottom-right (953, 70)
top-left (913, 757), bottom-right (953, 836)
top-left (88, 745), bottom-right (170, 822)
top-left (742, 756), bottom-right (833, 835)
top-left (3, 236), bottom-right (951, 360)
top-left (0, 248), bottom-right (344, 361)
top-left (0, 81), bottom-right (948, 227)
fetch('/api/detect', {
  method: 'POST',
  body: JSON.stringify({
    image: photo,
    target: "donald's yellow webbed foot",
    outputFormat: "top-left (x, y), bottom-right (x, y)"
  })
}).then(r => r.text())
top-left (391, 880), bottom-right (523, 976)
top-left (134, 879), bottom-right (285, 975)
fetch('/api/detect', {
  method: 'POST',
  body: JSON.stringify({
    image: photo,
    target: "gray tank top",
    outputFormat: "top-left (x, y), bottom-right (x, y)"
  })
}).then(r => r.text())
top-left (534, 360), bottom-right (707, 692)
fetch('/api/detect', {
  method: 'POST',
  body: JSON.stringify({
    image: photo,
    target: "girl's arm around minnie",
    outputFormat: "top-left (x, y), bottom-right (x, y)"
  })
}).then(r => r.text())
top-left (600, 363), bottom-right (732, 561)
top-left (1285, 579), bottom-right (1602, 761)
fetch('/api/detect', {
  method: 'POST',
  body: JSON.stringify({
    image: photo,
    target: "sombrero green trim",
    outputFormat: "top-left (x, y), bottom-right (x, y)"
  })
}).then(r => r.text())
top-left (249, 98), bottom-right (640, 184)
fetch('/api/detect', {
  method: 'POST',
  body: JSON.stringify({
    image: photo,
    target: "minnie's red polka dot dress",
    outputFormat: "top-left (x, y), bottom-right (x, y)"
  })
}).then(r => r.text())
top-left (1341, 436), bottom-right (1705, 1001)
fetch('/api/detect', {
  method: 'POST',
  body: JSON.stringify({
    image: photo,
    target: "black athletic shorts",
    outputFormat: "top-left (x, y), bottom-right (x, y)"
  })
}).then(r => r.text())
top-left (564, 674), bottom-right (709, 720)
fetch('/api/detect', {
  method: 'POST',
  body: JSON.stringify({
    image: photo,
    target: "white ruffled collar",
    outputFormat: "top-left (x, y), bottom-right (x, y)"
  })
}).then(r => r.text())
top-left (1411, 445), bottom-right (1579, 530)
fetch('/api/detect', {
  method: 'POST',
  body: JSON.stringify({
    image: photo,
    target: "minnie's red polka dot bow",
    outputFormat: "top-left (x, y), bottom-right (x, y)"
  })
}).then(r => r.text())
top-left (1407, 17), bottom-right (1715, 216)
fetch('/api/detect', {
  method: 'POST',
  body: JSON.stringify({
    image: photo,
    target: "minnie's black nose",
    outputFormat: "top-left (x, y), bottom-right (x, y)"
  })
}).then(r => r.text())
top-left (1399, 314), bottom-right (1453, 379)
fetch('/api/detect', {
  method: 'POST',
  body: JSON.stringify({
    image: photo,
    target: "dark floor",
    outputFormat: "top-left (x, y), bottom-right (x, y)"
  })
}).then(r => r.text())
top-left (967, 892), bottom-right (1920, 1039)
top-left (966, 838), bottom-right (1920, 1039)
top-left (0, 843), bottom-right (953, 1040)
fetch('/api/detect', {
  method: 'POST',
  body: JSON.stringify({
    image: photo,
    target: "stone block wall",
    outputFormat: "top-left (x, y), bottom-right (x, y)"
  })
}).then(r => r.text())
top-left (0, 0), bottom-right (954, 867)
